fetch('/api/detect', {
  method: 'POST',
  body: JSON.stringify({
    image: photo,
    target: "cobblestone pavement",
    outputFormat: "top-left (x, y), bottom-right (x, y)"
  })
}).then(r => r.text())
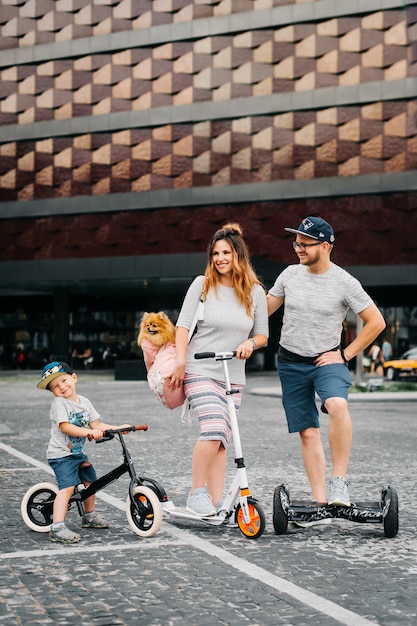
top-left (0, 372), bottom-right (416, 625)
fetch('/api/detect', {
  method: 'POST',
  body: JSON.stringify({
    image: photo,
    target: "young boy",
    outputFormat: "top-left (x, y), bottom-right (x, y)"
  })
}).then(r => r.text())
top-left (37, 361), bottom-right (131, 544)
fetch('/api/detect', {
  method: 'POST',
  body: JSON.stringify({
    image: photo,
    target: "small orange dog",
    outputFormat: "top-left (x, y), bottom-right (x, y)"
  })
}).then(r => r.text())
top-left (137, 311), bottom-right (186, 409)
top-left (137, 311), bottom-right (175, 348)
top-left (137, 311), bottom-right (176, 371)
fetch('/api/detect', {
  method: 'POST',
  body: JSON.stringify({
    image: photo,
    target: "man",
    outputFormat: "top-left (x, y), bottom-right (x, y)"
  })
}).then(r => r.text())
top-left (267, 216), bottom-right (386, 509)
top-left (381, 338), bottom-right (393, 361)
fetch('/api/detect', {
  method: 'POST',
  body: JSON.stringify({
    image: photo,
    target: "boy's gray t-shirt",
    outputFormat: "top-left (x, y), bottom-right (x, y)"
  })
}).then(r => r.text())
top-left (269, 262), bottom-right (373, 357)
top-left (47, 395), bottom-right (100, 459)
top-left (176, 275), bottom-right (269, 385)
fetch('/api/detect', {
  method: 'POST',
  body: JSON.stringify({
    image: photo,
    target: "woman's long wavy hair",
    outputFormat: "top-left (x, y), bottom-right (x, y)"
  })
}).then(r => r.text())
top-left (203, 222), bottom-right (261, 318)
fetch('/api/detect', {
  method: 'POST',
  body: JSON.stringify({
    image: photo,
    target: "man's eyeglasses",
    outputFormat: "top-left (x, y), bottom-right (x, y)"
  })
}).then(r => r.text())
top-left (293, 241), bottom-right (322, 251)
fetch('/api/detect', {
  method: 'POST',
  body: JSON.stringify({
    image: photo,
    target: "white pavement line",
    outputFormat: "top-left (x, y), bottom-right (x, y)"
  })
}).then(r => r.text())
top-left (3, 442), bottom-right (378, 626)
top-left (1, 539), bottom-right (182, 561)
top-left (0, 468), bottom-right (45, 472)
top-left (0, 442), bottom-right (54, 474)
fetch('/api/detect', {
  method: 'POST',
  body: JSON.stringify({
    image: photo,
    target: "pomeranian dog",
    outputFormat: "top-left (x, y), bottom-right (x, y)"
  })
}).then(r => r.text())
top-left (138, 311), bottom-right (186, 409)
top-left (138, 311), bottom-right (175, 348)
top-left (137, 311), bottom-right (176, 371)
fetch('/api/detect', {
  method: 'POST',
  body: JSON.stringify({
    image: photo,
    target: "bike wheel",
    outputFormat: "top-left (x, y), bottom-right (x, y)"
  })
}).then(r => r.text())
top-left (236, 497), bottom-right (265, 539)
top-left (21, 482), bottom-right (58, 533)
top-left (126, 485), bottom-right (162, 538)
top-left (382, 486), bottom-right (399, 538)
top-left (272, 484), bottom-right (289, 535)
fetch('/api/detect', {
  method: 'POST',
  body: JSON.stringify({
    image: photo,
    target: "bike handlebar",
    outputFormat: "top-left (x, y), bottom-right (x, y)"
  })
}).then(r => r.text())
top-left (105, 424), bottom-right (148, 434)
top-left (95, 424), bottom-right (148, 443)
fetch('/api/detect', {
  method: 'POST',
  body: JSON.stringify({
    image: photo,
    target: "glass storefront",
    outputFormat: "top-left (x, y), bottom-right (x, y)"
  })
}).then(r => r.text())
top-left (1, 305), bottom-right (416, 371)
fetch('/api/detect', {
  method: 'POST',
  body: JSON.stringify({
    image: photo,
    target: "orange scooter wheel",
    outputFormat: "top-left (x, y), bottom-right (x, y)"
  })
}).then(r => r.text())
top-left (236, 497), bottom-right (266, 539)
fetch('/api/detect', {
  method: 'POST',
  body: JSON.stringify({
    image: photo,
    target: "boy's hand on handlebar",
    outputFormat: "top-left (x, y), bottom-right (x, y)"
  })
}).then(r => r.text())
top-left (119, 423), bottom-right (132, 433)
top-left (87, 428), bottom-right (105, 441)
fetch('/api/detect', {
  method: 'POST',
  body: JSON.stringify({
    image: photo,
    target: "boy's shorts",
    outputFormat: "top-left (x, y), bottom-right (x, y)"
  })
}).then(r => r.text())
top-left (277, 362), bottom-right (352, 433)
top-left (48, 453), bottom-right (97, 490)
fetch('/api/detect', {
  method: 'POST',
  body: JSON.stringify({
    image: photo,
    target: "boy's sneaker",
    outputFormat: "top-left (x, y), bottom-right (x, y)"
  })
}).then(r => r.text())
top-left (82, 512), bottom-right (109, 528)
top-left (293, 518), bottom-right (332, 528)
top-left (186, 488), bottom-right (216, 516)
top-left (328, 476), bottom-right (350, 507)
top-left (49, 524), bottom-right (80, 544)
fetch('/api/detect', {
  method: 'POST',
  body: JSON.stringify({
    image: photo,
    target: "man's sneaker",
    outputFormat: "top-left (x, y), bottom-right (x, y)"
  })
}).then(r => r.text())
top-left (328, 476), bottom-right (350, 507)
top-left (293, 518), bottom-right (332, 528)
top-left (82, 512), bottom-right (109, 528)
top-left (186, 488), bottom-right (216, 516)
top-left (49, 524), bottom-right (80, 544)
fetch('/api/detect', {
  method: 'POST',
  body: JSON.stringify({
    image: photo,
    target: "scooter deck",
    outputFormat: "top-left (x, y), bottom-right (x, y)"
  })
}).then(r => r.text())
top-left (164, 506), bottom-right (225, 525)
top-left (291, 499), bottom-right (382, 509)
top-left (288, 499), bottom-right (384, 524)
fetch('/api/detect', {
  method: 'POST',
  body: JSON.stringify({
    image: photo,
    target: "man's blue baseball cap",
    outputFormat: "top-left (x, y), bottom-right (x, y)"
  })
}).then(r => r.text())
top-left (285, 216), bottom-right (335, 244)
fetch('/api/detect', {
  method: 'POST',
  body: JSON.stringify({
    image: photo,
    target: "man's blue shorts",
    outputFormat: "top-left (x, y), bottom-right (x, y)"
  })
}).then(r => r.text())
top-left (48, 453), bottom-right (97, 490)
top-left (277, 362), bottom-right (352, 433)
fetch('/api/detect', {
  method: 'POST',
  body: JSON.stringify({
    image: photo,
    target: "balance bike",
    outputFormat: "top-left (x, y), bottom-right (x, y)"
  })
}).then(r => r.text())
top-left (273, 483), bottom-right (399, 538)
top-left (163, 351), bottom-right (266, 539)
top-left (21, 425), bottom-right (168, 538)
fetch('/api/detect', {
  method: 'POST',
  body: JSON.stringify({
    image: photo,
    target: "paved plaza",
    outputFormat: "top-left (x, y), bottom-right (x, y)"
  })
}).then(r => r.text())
top-left (0, 371), bottom-right (416, 625)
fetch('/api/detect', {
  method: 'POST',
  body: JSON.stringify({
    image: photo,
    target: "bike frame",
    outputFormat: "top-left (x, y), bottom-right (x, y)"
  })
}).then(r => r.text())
top-left (69, 428), bottom-right (167, 517)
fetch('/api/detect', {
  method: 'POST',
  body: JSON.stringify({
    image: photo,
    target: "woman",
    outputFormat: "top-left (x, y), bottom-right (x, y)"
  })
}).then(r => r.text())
top-left (170, 223), bottom-right (268, 516)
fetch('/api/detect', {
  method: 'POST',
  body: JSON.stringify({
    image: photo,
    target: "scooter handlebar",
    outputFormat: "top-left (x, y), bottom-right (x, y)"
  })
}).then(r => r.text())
top-left (194, 352), bottom-right (215, 359)
top-left (194, 351), bottom-right (237, 360)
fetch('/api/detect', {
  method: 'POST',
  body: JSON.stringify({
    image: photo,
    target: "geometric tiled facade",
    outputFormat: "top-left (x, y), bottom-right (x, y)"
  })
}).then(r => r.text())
top-left (0, 0), bottom-right (417, 264)
top-left (1, 10), bottom-right (416, 129)
top-left (0, 1), bottom-right (258, 51)
top-left (1, 101), bottom-right (417, 203)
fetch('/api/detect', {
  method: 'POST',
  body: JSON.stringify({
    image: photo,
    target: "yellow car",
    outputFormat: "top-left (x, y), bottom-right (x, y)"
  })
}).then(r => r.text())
top-left (383, 347), bottom-right (417, 381)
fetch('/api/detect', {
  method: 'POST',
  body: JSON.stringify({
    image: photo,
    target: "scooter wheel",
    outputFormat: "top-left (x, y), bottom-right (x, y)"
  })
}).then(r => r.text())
top-left (21, 482), bottom-right (58, 533)
top-left (126, 485), bottom-right (163, 538)
top-left (272, 484), bottom-right (289, 535)
top-left (382, 485), bottom-right (399, 538)
top-left (236, 497), bottom-right (265, 539)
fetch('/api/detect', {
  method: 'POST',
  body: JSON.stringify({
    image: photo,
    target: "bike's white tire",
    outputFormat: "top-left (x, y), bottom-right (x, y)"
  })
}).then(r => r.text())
top-left (126, 485), bottom-right (162, 538)
top-left (21, 482), bottom-right (58, 533)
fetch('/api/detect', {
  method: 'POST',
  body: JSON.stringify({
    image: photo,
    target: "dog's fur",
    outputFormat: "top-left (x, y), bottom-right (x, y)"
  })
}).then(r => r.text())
top-left (137, 311), bottom-right (175, 349)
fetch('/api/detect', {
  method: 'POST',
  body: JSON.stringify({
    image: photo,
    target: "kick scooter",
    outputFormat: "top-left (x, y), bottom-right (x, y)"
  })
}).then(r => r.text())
top-left (273, 483), bottom-right (399, 538)
top-left (21, 425), bottom-right (167, 538)
top-left (163, 351), bottom-right (266, 539)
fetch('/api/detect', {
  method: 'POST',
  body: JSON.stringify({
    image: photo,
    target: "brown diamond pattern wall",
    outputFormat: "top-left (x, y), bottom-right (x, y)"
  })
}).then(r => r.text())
top-left (1, 11), bottom-right (415, 127)
top-left (1, 101), bottom-right (416, 202)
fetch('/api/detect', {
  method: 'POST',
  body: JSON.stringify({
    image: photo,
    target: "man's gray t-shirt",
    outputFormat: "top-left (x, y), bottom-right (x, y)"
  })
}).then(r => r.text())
top-left (176, 275), bottom-right (269, 385)
top-left (47, 395), bottom-right (100, 459)
top-left (268, 263), bottom-right (373, 358)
